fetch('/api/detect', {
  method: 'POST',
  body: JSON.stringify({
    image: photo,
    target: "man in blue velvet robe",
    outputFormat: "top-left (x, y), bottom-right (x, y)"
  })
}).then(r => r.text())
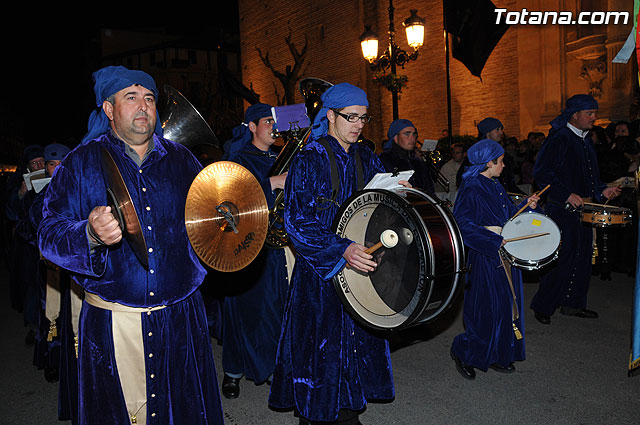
top-left (29, 142), bottom-right (82, 423)
top-left (379, 118), bottom-right (436, 195)
top-left (30, 143), bottom-right (70, 384)
top-left (530, 94), bottom-right (620, 324)
top-left (8, 144), bottom-right (45, 342)
top-left (219, 103), bottom-right (290, 399)
top-left (268, 83), bottom-right (395, 424)
top-left (450, 139), bottom-right (540, 380)
top-left (37, 66), bottom-right (224, 425)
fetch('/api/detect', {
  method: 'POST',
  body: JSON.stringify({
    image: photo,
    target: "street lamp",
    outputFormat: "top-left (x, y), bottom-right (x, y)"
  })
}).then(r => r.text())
top-left (360, 0), bottom-right (425, 120)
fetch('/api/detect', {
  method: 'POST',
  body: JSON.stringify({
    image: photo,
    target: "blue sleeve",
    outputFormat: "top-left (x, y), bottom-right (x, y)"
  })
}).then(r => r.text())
top-left (283, 149), bottom-right (353, 280)
top-left (37, 159), bottom-right (108, 277)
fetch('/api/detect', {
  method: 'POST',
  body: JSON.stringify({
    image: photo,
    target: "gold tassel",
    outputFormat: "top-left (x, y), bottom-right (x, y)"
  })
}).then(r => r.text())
top-left (47, 321), bottom-right (58, 342)
top-left (513, 323), bottom-right (523, 340)
top-left (74, 336), bottom-right (79, 359)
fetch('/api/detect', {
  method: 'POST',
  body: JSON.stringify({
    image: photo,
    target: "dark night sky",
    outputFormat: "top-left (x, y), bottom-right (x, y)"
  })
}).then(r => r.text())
top-left (3, 11), bottom-right (240, 153)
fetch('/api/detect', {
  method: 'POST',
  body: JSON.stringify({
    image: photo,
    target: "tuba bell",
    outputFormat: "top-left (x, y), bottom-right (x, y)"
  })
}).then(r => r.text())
top-left (264, 77), bottom-right (333, 249)
top-left (158, 85), bottom-right (223, 165)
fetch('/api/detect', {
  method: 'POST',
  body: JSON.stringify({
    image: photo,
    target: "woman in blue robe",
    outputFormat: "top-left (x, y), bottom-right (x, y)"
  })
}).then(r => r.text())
top-left (220, 103), bottom-right (289, 396)
top-left (268, 83), bottom-right (395, 424)
top-left (450, 139), bottom-right (539, 379)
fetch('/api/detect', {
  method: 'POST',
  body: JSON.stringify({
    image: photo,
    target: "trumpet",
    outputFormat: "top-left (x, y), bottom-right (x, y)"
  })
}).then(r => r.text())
top-left (415, 142), bottom-right (450, 192)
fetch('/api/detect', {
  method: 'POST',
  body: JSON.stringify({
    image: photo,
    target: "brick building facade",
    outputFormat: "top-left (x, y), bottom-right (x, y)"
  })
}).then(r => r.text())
top-left (238, 0), bottom-right (635, 149)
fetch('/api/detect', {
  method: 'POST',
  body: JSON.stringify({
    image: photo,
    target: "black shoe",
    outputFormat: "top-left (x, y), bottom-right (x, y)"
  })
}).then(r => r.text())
top-left (450, 350), bottom-right (475, 380)
top-left (221, 375), bottom-right (240, 399)
top-left (534, 311), bottom-right (551, 325)
top-left (560, 307), bottom-right (598, 319)
top-left (489, 363), bottom-right (516, 373)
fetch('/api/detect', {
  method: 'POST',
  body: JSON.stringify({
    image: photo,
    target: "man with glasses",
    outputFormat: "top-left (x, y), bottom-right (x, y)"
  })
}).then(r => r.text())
top-left (269, 83), bottom-right (399, 425)
top-left (379, 118), bottom-right (436, 196)
top-left (219, 103), bottom-right (290, 400)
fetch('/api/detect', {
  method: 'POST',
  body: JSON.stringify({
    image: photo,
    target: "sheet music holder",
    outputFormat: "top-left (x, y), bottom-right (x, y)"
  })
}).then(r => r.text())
top-left (365, 170), bottom-right (415, 191)
top-left (272, 103), bottom-right (311, 132)
top-left (23, 169), bottom-right (46, 191)
top-left (421, 139), bottom-right (438, 152)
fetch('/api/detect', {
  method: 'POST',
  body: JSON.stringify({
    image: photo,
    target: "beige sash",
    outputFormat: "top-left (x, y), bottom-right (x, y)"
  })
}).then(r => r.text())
top-left (485, 226), bottom-right (522, 340)
top-left (45, 265), bottom-right (62, 341)
top-left (69, 279), bottom-right (84, 357)
top-left (284, 245), bottom-right (296, 283)
top-left (85, 292), bottom-right (167, 424)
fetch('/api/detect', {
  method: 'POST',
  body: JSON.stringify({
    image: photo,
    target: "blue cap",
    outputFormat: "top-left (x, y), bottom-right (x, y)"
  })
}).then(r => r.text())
top-left (44, 143), bottom-right (71, 161)
top-left (477, 117), bottom-right (503, 137)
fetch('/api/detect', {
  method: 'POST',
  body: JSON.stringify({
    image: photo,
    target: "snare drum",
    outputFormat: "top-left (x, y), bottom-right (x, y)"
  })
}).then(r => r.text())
top-left (580, 204), bottom-right (632, 227)
top-left (500, 211), bottom-right (561, 270)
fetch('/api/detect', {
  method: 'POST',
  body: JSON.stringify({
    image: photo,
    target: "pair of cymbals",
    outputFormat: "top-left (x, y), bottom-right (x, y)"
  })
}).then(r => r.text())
top-left (102, 150), bottom-right (268, 272)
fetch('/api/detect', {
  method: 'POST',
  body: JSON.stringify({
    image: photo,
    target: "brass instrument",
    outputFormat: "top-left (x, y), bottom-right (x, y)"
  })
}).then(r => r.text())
top-left (265, 77), bottom-right (334, 249)
top-left (415, 142), bottom-right (450, 192)
top-left (158, 85), bottom-right (223, 165)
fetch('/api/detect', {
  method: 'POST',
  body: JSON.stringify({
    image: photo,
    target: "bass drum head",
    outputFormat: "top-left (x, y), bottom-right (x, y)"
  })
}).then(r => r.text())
top-left (332, 188), bottom-right (465, 331)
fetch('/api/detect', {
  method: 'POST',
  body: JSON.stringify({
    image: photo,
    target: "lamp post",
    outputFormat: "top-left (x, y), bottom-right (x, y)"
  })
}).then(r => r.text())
top-left (360, 0), bottom-right (425, 120)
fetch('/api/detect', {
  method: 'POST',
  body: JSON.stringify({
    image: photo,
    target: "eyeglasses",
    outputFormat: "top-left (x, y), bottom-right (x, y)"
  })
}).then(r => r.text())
top-left (29, 159), bottom-right (44, 167)
top-left (332, 109), bottom-right (372, 123)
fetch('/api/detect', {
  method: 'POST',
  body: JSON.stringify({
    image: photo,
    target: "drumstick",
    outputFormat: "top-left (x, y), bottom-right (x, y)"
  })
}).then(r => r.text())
top-left (603, 184), bottom-right (621, 205)
top-left (503, 232), bottom-right (550, 243)
top-left (583, 201), bottom-right (613, 208)
top-left (509, 184), bottom-right (550, 221)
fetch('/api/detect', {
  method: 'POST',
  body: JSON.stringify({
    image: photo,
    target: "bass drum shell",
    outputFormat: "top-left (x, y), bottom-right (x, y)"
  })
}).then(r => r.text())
top-left (331, 188), bottom-right (465, 332)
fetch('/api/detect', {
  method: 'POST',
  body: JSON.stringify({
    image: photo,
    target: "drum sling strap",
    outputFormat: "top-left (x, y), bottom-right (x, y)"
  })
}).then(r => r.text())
top-left (315, 137), bottom-right (364, 210)
top-left (486, 225), bottom-right (523, 341)
top-left (499, 256), bottom-right (523, 340)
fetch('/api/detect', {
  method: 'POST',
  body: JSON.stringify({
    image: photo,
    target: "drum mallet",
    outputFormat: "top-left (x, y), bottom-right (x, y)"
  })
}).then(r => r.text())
top-left (364, 229), bottom-right (399, 255)
top-left (397, 228), bottom-right (414, 246)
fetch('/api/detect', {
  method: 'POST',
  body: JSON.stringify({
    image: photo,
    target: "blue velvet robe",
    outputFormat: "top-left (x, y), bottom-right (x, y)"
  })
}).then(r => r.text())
top-left (28, 187), bottom-right (61, 380)
top-left (268, 136), bottom-right (395, 422)
top-left (222, 144), bottom-right (289, 383)
top-left (37, 133), bottom-right (224, 425)
top-left (451, 175), bottom-right (529, 371)
top-left (530, 126), bottom-right (607, 315)
top-left (14, 188), bottom-right (41, 329)
top-left (30, 184), bottom-right (79, 422)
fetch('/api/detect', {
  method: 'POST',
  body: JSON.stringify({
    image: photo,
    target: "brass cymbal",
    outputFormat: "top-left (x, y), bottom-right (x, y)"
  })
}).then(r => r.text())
top-left (100, 147), bottom-right (149, 267)
top-left (185, 161), bottom-right (269, 272)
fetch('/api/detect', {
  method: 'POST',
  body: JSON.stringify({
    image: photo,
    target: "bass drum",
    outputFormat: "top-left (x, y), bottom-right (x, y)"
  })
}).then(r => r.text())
top-left (331, 188), bottom-right (465, 332)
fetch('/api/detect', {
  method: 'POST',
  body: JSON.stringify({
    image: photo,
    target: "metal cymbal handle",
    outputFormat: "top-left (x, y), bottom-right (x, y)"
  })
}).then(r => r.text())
top-left (216, 205), bottom-right (238, 234)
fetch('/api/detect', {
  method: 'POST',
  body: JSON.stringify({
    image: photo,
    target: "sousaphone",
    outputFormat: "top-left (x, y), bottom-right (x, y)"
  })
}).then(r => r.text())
top-left (159, 85), bottom-right (223, 165)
